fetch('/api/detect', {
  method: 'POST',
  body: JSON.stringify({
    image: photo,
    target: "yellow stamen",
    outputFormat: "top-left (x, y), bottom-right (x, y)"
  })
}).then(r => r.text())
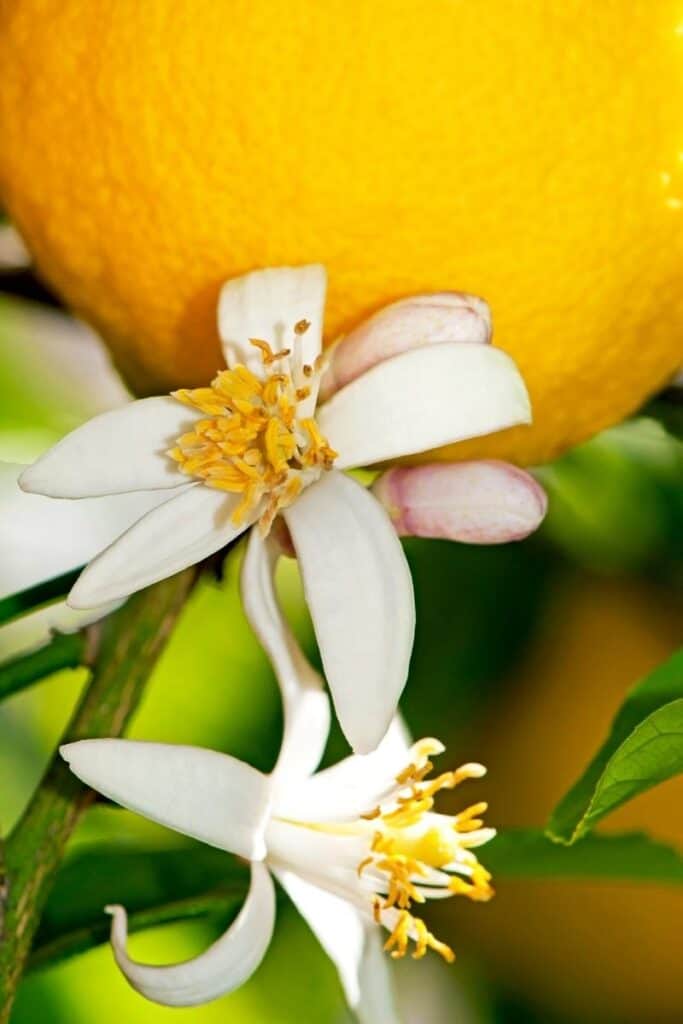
top-left (169, 336), bottom-right (335, 531)
top-left (384, 911), bottom-right (456, 964)
top-left (249, 338), bottom-right (291, 364)
top-left (356, 738), bottom-right (493, 965)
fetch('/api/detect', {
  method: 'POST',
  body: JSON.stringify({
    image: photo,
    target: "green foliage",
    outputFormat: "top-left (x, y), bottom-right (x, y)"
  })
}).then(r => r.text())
top-left (487, 828), bottom-right (683, 882)
top-left (0, 632), bottom-right (85, 701)
top-left (547, 649), bottom-right (683, 844)
top-left (403, 537), bottom-right (551, 740)
top-left (0, 571), bottom-right (80, 628)
top-left (537, 418), bottom-right (683, 574)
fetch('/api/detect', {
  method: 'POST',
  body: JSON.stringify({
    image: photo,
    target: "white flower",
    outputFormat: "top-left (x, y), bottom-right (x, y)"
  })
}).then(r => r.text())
top-left (61, 532), bottom-right (495, 1020)
top-left (0, 302), bottom-right (169, 661)
top-left (21, 265), bottom-right (530, 751)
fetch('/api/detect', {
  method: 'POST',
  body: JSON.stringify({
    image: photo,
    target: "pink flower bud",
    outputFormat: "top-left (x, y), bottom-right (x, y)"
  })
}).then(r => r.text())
top-left (319, 292), bottom-right (491, 400)
top-left (373, 461), bottom-right (547, 544)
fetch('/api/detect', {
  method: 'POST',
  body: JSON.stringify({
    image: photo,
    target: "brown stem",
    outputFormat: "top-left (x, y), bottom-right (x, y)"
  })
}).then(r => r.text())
top-left (0, 568), bottom-right (196, 1020)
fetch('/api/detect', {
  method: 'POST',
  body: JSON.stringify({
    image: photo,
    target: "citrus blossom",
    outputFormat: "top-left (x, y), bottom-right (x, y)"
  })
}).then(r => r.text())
top-left (20, 265), bottom-right (531, 752)
top-left (60, 531), bottom-right (494, 1019)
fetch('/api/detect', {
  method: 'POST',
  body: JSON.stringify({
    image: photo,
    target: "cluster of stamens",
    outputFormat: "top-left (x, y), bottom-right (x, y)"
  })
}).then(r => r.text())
top-left (169, 327), bottom-right (337, 533)
top-left (358, 739), bottom-right (494, 963)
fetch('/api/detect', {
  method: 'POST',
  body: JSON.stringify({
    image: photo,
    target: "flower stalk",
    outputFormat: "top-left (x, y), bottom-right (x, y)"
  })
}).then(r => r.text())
top-left (0, 567), bottom-right (197, 1021)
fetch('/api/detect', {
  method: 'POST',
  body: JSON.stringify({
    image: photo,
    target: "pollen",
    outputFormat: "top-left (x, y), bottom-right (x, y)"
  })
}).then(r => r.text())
top-left (358, 739), bottom-right (494, 964)
top-left (168, 338), bottom-right (337, 532)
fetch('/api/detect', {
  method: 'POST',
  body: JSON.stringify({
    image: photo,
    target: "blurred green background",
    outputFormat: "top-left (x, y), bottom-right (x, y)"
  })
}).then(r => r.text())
top-left (0, 291), bottom-right (681, 1023)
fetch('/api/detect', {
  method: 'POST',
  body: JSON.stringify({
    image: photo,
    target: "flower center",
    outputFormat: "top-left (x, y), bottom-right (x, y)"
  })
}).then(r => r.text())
top-left (358, 739), bottom-right (494, 963)
top-left (168, 331), bottom-right (337, 533)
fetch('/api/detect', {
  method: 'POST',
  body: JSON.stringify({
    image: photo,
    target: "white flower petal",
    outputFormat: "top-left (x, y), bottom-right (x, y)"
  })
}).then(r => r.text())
top-left (60, 739), bottom-right (271, 860)
top-left (318, 342), bottom-right (531, 469)
top-left (68, 485), bottom-right (247, 609)
top-left (267, 820), bottom-right (367, 890)
top-left (218, 266), bottom-right (326, 415)
top-left (19, 397), bottom-right (197, 498)
top-left (283, 471), bottom-right (414, 755)
top-left (354, 928), bottom-right (402, 1024)
top-left (319, 290), bottom-right (491, 400)
top-left (241, 530), bottom-right (330, 786)
top-left (0, 462), bottom-right (172, 600)
top-left (274, 716), bottom-right (412, 823)
top-left (107, 862), bottom-right (275, 1007)
top-left (0, 598), bottom-right (121, 666)
top-left (274, 868), bottom-right (398, 1020)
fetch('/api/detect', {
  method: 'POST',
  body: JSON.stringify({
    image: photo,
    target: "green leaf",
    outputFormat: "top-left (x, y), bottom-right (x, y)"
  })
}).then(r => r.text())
top-left (31, 844), bottom-right (249, 972)
top-left (0, 632), bottom-right (85, 702)
top-left (546, 648), bottom-right (683, 844)
top-left (487, 828), bottom-right (683, 883)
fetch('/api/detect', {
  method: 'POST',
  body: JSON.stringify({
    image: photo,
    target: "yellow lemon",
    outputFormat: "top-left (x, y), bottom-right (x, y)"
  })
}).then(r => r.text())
top-left (457, 577), bottom-right (683, 1021)
top-left (1, 2), bottom-right (682, 465)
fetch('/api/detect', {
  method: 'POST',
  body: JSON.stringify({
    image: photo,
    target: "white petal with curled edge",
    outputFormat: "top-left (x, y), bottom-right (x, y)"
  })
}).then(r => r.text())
top-left (19, 397), bottom-right (198, 498)
top-left (0, 462), bottom-right (172, 600)
top-left (107, 862), bottom-right (275, 1007)
top-left (68, 485), bottom-right (249, 609)
top-left (318, 342), bottom-right (532, 469)
top-left (273, 870), bottom-right (400, 1021)
top-left (218, 266), bottom-right (326, 415)
top-left (241, 530), bottom-right (330, 787)
top-left (274, 716), bottom-right (412, 823)
top-left (60, 739), bottom-right (271, 860)
top-left (283, 471), bottom-right (415, 755)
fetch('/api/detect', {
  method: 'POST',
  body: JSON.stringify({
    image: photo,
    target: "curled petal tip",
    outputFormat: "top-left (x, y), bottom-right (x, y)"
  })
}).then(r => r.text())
top-left (373, 461), bottom-right (548, 544)
top-left (66, 582), bottom-right (98, 611)
top-left (17, 465), bottom-right (38, 494)
top-left (320, 291), bottom-right (492, 400)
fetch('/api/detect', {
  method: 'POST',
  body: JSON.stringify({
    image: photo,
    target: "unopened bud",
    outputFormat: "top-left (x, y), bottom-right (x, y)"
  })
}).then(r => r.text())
top-left (320, 292), bottom-right (491, 400)
top-left (373, 461), bottom-right (547, 544)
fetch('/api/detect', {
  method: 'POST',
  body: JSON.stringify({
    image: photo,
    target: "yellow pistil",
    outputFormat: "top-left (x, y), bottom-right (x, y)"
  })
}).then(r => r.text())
top-left (358, 740), bottom-right (494, 964)
top-left (168, 338), bottom-right (337, 531)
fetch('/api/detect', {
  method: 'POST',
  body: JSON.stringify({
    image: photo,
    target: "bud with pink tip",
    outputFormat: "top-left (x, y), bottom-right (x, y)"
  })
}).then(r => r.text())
top-left (319, 292), bottom-right (492, 400)
top-left (372, 461), bottom-right (547, 544)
